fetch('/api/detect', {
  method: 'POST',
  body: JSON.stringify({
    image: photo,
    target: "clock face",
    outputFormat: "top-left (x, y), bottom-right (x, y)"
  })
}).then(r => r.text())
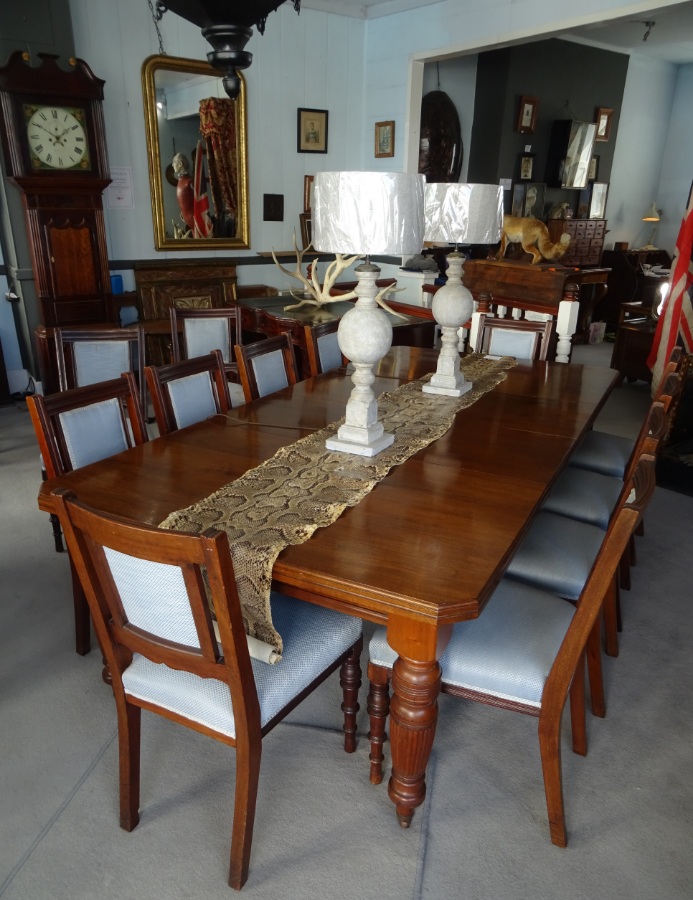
top-left (24, 105), bottom-right (91, 171)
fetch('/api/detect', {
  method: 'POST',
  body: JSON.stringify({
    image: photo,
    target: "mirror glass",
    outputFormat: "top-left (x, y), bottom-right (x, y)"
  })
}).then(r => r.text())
top-left (142, 55), bottom-right (249, 250)
top-left (561, 121), bottom-right (597, 189)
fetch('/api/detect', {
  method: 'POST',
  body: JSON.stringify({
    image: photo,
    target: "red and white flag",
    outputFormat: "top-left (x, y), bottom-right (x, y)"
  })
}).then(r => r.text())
top-left (193, 140), bottom-right (213, 238)
top-left (648, 181), bottom-right (693, 393)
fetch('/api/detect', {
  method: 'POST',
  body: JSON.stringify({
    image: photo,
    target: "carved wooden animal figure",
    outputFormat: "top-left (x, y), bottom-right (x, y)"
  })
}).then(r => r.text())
top-left (499, 215), bottom-right (571, 265)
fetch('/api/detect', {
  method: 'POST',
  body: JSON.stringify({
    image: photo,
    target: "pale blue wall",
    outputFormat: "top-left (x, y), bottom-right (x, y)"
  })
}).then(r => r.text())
top-left (65, 0), bottom-right (692, 273)
top-left (656, 63), bottom-right (693, 253)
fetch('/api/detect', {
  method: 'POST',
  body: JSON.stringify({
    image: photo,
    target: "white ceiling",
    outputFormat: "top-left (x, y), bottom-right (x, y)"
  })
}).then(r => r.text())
top-left (301, 0), bottom-right (693, 64)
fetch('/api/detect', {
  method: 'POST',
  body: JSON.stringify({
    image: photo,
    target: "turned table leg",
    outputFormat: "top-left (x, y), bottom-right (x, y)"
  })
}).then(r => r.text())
top-left (387, 654), bottom-right (442, 826)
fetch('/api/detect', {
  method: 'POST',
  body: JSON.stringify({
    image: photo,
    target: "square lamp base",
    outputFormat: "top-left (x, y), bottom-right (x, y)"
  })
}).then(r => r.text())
top-left (422, 378), bottom-right (473, 398)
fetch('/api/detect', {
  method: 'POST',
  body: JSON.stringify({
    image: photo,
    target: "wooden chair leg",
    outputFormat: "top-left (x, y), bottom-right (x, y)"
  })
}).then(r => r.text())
top-left (340, 638), bottom-right (362, 753)
top-left (69, 555), bottom-right (91, 656)
top-left (603, 577), bottom-right (620, 658)
top-left (538, 711), bottom-right (567, 848)
top-left (49, 512), bottom-right (65, 552)
top-left (628, 533), bottom-right (637, 567)
top-left (366, 662), bottom-right (390, 786)
top-left (118, 701), bottom-right (141, 832)
top-left (228, 732), bottom-right (262, 891)
top-left (569, 653), bottom-right (587, 756)
top-left (619, 549), bottom-right (631, 591)
top-left (586, 616), bottom-right (606, 718)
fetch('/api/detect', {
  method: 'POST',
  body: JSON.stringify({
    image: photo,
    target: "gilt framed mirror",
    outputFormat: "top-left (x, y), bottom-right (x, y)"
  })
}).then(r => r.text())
top-left (141, 55), bottom-right (249, 250)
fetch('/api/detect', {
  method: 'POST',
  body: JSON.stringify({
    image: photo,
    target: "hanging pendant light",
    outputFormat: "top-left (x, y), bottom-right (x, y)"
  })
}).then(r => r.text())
top-left (157, 1), bottom-right (301, 98)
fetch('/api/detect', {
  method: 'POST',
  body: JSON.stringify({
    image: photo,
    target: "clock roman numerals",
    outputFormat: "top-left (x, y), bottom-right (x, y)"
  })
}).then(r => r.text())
top-left (25, 105), bottom-right (91, 170)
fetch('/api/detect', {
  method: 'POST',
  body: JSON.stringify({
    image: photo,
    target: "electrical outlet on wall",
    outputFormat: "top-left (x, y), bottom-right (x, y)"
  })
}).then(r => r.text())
top-left (263, 194), bottom-right (284, 221)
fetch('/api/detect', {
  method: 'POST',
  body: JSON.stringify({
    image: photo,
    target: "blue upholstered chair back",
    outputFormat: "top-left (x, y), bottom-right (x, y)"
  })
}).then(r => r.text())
top-left (317, 331), bottom-right (343, 372)
top-left (167, 372), bottom-right (219, 429)
top-left (252, 349), bottom-right (291, 397)
top-left (487, 328), bottom-right (539, 360)
top-left (183, 318), bottom-right (231, 364)
top-left (73, 341), bottom-right (132, 386)
top-left (58, 398), bottom-right (129, 470)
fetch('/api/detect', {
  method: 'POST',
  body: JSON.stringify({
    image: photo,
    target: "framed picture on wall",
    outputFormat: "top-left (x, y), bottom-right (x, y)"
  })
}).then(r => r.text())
top-left (299, 211), bottom-right (312, 248)
top-left (512, 182), bottom-right (545, 218)
top-left (589, 182), bottom-right (609, 218)
top-left (515, 95), bottom-right (538, 134)
top-left (588, 156), bottom-right (599, 181)
top-left (518, 152), bottom-right (535, 181)
top-left (297, 108), bottom-right (328, 153)
top-left (303, 175), bottom-right (314, 212)
top-left (594, 107), bottom-right (613, 142)
top-left (375, 120), bottom-right (395, 157)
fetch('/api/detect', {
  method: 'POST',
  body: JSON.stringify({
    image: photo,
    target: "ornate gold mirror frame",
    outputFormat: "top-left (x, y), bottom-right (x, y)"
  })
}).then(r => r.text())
top-left (141, 54), bottom-right (249, 250)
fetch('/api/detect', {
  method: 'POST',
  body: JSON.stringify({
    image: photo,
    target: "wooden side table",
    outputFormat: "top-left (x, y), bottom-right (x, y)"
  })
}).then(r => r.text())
top-left (610, 319), bottom-right (655, 383)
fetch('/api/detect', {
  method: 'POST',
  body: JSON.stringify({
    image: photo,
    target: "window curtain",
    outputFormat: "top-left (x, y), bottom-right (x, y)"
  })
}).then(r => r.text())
top-left (199, 97), bottom-right (238, 236)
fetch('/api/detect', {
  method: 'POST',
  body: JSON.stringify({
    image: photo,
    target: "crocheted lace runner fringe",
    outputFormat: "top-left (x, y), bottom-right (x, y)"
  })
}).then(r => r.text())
top-left (159, 355), bottom-right (514, 662)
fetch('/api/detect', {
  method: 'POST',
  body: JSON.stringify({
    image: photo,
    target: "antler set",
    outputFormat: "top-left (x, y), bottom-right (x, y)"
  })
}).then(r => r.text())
top-left (271, 232), bottom-right (406, 317)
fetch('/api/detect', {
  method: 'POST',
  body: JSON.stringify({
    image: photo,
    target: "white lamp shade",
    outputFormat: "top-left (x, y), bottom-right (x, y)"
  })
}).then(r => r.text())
top-left (312, 171), bottom-right (425, 256)
top-left (642, 201), bottom-right (660, 222)
top-left (424, 183), bottom-right (503, 244)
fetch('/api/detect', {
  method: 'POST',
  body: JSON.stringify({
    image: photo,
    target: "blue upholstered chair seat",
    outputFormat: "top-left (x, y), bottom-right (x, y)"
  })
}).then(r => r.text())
top-left (569, 429), bottom-right (634, 477)
top-left (505, 511), bottom-right (605, 600)
top-left (121, 591), bottom-right (362, 739)
top-left (369, 578), bottom-right (574, 708)
top-left (541, 467), bottom-right (623, 529)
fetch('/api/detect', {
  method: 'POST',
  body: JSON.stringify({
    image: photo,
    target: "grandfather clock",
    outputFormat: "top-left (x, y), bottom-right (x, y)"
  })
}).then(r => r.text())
top-left (0, 51), bottom-right (112, 391)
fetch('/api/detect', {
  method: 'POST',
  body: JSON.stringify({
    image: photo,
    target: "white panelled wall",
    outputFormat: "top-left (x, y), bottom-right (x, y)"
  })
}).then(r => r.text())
top-left (63, 0), bottom-right (693, 288)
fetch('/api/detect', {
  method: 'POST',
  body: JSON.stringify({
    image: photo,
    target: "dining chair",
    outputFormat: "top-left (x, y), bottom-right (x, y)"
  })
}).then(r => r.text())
top-left (144, 350), bottom-right (232, 436)
top-left (303, 320), bottom-right (344, 376)
top-left (569, 346), bottom-right (685, 478)
top-left (235, 333), bottom-right (299, 402)
top-left (52, 487), bottom-right (363, 891)
top-left (54, 325), bottom-right (147, 417)
top-left (366, 454), bottom-right (656, 849)
top-left (171, 306), bottom-right (243, 372)
top-left (473, 313), bottom-right (554, 360)
top-left (27, 374), bottom-right (149, 655)
top-left (504, 377), bottom-right (679, 665)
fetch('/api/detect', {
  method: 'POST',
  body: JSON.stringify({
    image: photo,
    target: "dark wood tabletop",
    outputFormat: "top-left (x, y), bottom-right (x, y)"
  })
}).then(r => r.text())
top-left (38, 349), bottom-right (618, 824)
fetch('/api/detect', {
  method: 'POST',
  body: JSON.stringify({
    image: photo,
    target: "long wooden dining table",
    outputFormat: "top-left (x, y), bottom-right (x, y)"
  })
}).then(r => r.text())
top-left (37, 348), bottom-right (619, 826)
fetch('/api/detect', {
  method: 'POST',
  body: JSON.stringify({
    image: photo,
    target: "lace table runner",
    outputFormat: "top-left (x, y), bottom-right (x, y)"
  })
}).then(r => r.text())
top-left (160, 354), bottom-right (515, 662)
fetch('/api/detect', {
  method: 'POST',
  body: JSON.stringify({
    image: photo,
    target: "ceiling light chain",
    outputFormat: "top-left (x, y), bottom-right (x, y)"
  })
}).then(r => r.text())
top-left (147, 0), bottom-right (167, 55)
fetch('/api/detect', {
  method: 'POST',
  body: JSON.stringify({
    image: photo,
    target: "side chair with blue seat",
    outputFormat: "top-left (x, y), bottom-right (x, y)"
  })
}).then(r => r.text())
top-left (366, 455), bottom-right (656, 849)
top-left (235, 333), bottom-right (299, 402)
top-left (52, 487), bottom-right (363, 891)
top-left (303, 320), bottom-right (345, 376)
top-left (27, 374), bottom-right (149, 655)
top-left (145, 349), bottom-right (232, 436)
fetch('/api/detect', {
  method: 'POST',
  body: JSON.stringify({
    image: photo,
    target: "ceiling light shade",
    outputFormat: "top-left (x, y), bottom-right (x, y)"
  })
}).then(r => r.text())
top-left (160, 1), bottom-right (300, 98)
top-left (313, 171), bottom-right (425, 456)
top-left (642, 201), bottom-right (661, 222)
top-left (422, 183), bottom-right (503, 397)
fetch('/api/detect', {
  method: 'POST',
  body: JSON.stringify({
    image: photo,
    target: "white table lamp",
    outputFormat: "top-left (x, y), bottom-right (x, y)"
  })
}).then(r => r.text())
top-left (313, 171), bottom-right (425, 456)
top-left (422, 183), bottom-right (503, 396)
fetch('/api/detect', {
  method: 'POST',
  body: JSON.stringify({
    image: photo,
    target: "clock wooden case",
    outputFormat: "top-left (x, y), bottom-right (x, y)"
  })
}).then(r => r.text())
top-left (0, 51), bottom-right (112, 345)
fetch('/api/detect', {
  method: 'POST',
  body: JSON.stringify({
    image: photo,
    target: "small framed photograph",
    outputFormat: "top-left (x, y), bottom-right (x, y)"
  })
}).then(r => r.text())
top-left (594, 107), bottom-right (613, 142)
top-left (515, 95), bottom-right (538, 134)
top-left (589, 182), bottom-right (609, 219)
top-left (297, 108), bottom-right (328, 153)
top-left (299, 211), bottom-right (312, 248)
top-left (303, 175), bottom-right (314, 212)
top-left (518, 152), bottom-right (535, 181)
top-left (588, 156), bottom-right (599, 181)
top-left (375, 120), bottom-right (395, 158)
